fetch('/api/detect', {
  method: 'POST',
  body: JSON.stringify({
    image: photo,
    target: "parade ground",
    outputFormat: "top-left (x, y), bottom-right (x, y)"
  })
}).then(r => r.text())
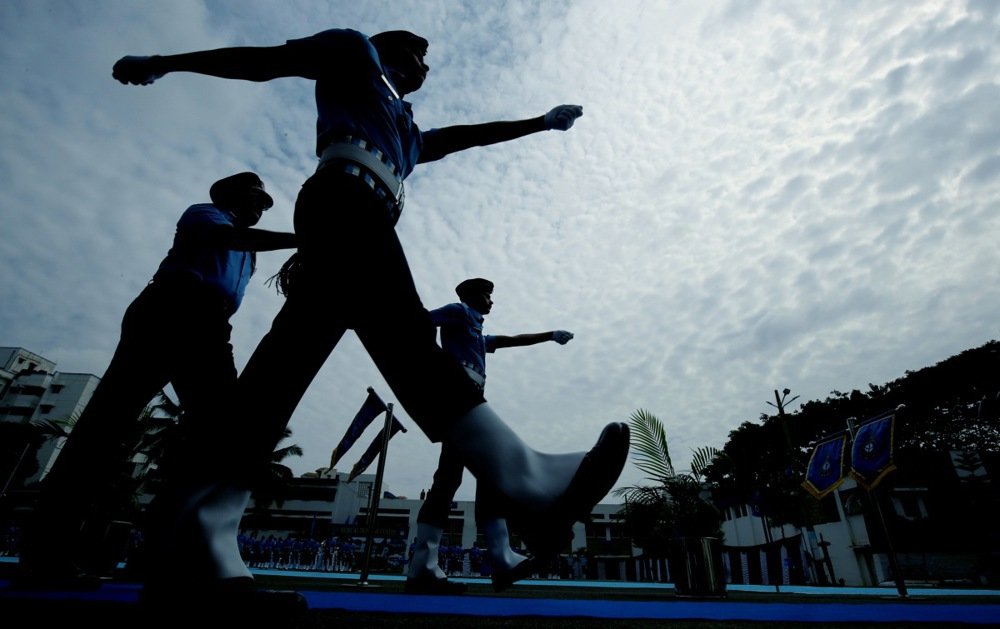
top-left (3, 558), bottom-right (1000, 628)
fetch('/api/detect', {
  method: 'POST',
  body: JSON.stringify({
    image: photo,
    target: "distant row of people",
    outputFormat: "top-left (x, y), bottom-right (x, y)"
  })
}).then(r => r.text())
top-left (6, 515), bottom-right (598, 582)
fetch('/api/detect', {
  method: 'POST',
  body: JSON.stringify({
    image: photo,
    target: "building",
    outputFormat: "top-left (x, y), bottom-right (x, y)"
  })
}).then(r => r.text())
top-left (7, 345), bottom-right (994, 588)
top-left (0, 347), bottom-right (100, 488)
top-left (718, 449), bottom-right (1000, 588)
top-left (240, 468), bottom-right (633, 579)
top-left (1, 346), bottom-right (636, 580)
top-left (226, 451), bottom-right (997, 587)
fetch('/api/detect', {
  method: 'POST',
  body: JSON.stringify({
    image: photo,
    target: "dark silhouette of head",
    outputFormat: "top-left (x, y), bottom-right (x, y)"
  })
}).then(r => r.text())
top-left (210, 172), bottom-right (273, 208)
top-left (455, 278), bottom-right (494, 314)
top-left (370, 30), bottom-right (428, 57)
top-left (210, 171), bottom-right (273, 227)
top-left (370, 30), bottom-right (429, 95)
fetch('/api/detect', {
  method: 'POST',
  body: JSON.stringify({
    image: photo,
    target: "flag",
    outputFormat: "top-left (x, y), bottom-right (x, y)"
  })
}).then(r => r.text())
top-left (348, 417), bottom-right (407, 482)
top-left (850, 412), bottom-right (897, 491)
top-left (328, 388), bottom-right (387, 470)
top-left (802, 435), bottom-right (848, 499)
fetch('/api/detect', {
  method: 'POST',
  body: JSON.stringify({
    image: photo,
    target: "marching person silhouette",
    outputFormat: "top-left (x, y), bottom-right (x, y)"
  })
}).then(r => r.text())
top-left (406, 278), bottom-right (574, 594)
top-left (112, 28), bottom-right (629, 600)
top-left (17, 173), bottom-right (295, 590)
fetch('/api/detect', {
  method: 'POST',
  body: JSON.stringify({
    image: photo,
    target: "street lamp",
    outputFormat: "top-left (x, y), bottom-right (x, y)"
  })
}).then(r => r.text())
top-left (767, 388), bottom-right (800, 454)
top-left (768, 388), bottom-right (800, 420)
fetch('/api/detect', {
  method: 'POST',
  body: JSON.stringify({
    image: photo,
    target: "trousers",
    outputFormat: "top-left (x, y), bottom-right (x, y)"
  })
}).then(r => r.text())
top-left (417, 370), bottom-right (501, 529)
top-left (192, 168), bottom-right (487, 482)
top-left (23, 278), bottom-right (236, 570)
top-left (416, 443), bottom-right (506, 529)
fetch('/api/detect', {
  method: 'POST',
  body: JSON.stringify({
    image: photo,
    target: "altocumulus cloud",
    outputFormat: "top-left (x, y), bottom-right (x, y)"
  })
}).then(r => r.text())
top-left (1, 0), bottom-right (998, 499)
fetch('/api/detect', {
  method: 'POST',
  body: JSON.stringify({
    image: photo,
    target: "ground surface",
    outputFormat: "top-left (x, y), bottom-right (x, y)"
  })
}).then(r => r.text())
top-left (2, 560), bottom-right (998, 628)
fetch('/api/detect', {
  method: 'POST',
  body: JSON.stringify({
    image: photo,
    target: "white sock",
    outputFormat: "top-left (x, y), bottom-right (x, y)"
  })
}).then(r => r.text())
top-left (161, 483), bottom-right (253, 581)
top-left (408, 523), bottom-right (447, 579)
top-left (484, 518), bottom-right (528, 572)
top-left (195, 484), bottom-right (253, 580)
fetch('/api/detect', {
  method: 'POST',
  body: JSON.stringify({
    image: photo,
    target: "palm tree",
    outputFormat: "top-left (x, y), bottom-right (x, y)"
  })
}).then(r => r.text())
top-left (131, 390), bottom-right (184, 494)
top-left (690, 445), bottom-right (722, 482)
top-left (249, 427), bottom-right (304, 512)
top-left (613, 409), bottom-right (724, 556)
top-left (130, 393), bottom-right (304, 506)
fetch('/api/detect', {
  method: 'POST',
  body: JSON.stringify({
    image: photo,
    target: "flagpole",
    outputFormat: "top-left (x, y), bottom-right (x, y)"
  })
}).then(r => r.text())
top-left (358, 403), bottom-right (395, 586)
top-left (847, 416), bottom-right (908, 598)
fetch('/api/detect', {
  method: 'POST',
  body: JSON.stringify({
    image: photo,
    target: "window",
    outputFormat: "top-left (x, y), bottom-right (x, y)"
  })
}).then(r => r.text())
top-left (50, 384), bottom-right (64, 393)
top-left (39, 404), bottom-right (54, 414)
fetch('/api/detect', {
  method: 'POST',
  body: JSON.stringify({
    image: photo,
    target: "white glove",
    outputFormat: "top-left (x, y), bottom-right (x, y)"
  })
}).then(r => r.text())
top-left (552, 330), bottom-right (574, 344)
top-left (112, 55), bottom-right (164, 86)
top-left (544, 105), bottom-right (583, 131)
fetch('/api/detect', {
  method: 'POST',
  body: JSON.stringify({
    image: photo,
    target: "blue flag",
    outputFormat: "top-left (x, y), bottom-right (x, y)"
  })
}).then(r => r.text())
top-left (328, 388), bottom-right (387, 470)
top-left (850, 413), bottom-right (897, 491)
top-left (348, 417), bottom-right (407, 482)
top-left (802, 435), bottom-right (847, 499)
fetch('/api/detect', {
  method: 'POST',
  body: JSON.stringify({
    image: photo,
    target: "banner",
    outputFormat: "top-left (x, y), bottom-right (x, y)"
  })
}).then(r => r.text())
top-left (348, 417), bottom-right (407, 482)
top-left (328, 388), bottom-right (387, 470)
top-left (850, 413), bottom-right (897, 491)
top-left (801, 435), bottom-right (848, 499)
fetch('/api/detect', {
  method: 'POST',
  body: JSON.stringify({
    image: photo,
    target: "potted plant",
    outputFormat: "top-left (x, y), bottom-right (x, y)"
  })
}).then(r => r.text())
top-left (615, 409), bottom-right (726, 597)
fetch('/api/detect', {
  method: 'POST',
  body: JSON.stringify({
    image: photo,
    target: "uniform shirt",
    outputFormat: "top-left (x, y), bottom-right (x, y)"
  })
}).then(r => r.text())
top-left (429, 302), bottom-right (497, 380)
top-left (285, 28), bottom-right (441, 178)
top-left (154, 203), bottom-right (254, 313)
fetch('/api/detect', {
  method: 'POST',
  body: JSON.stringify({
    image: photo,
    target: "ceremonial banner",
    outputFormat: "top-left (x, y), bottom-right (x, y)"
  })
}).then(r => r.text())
top-left (850, 413), bottom-right (897, 491)
top-left (802, 435), bottom-right (848, 499)
top-left (328, 388), bottom-right (387, 470)
top-left (348, 417), bottom-right (407, 482)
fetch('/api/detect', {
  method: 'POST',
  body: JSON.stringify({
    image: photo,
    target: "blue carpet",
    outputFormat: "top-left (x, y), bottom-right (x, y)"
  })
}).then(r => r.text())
top-left (299, 591), bottom-right (1000, 623)
top-left (3, 578), bottom-right (1000, 624)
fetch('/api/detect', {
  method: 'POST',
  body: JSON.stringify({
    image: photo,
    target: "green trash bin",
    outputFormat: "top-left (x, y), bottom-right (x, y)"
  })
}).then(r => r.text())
top-left (668, 536), bottom-right (727, 597)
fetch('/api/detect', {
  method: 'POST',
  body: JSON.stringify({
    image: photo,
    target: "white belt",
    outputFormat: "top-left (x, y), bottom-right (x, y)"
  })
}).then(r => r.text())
top-left (318, 140), bottom-right (404, 203)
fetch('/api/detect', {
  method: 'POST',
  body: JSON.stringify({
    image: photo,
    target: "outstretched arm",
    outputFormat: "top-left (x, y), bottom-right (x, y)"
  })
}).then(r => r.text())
top-left (112, 44), bottom-right (328, 85)
top-left (181, 224), bottom-right (297, 252)
top-left (228, 227), bottom-right (298, 252)
top-left (419, 105), bottom-right (583, 163)
top-left (492, 330), bottom-right (573, 350)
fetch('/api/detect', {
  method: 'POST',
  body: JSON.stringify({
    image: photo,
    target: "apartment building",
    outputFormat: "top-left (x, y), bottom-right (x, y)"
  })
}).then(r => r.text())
top-left (0, 346), bottom-right (100, 486)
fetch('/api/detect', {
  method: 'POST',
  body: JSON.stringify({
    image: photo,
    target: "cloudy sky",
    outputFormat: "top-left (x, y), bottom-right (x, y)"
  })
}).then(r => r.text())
top-left (2, 1), bottom-right (998, 502)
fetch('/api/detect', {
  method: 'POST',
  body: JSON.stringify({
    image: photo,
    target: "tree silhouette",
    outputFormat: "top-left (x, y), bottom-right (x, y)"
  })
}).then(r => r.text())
top-left (704, 340), bottom-right (1000, 529)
